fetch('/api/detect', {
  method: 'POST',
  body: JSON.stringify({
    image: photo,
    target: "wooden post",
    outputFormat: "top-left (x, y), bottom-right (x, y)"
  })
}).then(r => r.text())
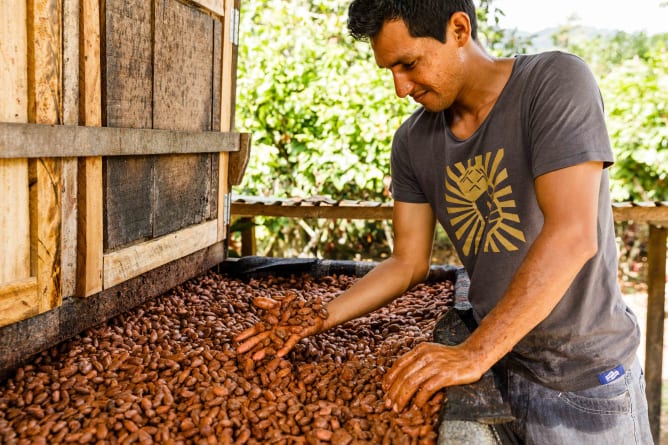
top-left (218, 0), bottom-right (240, 242)
top-left (76, 0), bottom-right (103, 297)
top-left (28, 0), bottom-right (63, 313)
top-left (0, 0), bottom-right (30, 285)
top-left (646, 223), bottom-right (668, 444)
top-left (61, 0), bottom-right (80, 298)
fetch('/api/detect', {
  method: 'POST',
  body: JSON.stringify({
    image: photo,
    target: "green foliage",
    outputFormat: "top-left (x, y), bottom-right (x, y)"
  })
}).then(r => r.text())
top-left (548, 26), bottom-right (668, 201)
top-left (602, 45), bottom-right (668, 201)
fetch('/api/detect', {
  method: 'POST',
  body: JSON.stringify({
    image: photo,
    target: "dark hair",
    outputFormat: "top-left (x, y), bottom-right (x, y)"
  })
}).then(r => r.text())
top-left (347, 0), bottom-right (477, 43)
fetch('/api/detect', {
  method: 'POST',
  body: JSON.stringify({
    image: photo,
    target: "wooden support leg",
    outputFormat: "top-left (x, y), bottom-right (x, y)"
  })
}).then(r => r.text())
top-left (645, 223), bottom-right (667, 444)
top-left (240, 218), bottom-right (256, 257)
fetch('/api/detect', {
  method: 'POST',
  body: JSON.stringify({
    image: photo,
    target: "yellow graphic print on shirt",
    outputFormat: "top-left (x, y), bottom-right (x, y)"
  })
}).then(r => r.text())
top-left (445, 148), bottom-right (526, 257)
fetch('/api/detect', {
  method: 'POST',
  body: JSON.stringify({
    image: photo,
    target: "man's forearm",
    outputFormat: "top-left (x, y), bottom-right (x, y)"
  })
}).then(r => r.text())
top-left (461, 227), bottom-right (597, 374)
top-left (322, 256), bottom-right (430, 331)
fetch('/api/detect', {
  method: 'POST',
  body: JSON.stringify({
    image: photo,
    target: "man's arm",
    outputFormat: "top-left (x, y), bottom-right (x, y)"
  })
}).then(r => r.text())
top-left (322, 201), bottom-right (437, 330)
top-left (236, 200), bottom-right (436, 355)
top-left (383, 161), bottom-right (604, 412)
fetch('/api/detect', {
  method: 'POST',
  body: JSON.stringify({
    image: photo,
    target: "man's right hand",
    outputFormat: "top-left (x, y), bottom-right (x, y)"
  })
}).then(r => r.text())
top-left (234, 295), bottom-right (327, 360)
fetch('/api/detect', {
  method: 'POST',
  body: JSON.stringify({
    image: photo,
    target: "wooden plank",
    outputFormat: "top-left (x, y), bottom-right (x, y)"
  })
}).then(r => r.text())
top-left (104, 0), bottom-right (153, 129)
top-left (76, 0), bottom-right (103, 297)
top-left (0, 241), bottom-right (226, 380)
top-left (103, 0), bottom-right (154, 252)
top-left (612, 205), bottom-right (668, 223)
top-left (61, 0), bottom-right (80, 298)
top-left (230, 202), bottom-right (395, 220)
top-left (154, 0), bottom-right (214, 132)
top-left (217, 0), bottom-right (241, 241)
top-left (212, 19), bottom-right (223, 132)
top-left (0, 123), bottom-right (246, 158)
top-left (104, 156), bottom-right (154, 250)
top-left (188, 0), bottom-right (224, 16)
top-left (103, 220), bottom-right (219, 289)
top-left (0, 278), bottom-right (40, 328)
top-left (231, 199), bottom-right (667, 223)
top-left (154, 154), bottom-right (214, 237)
top-left (28, 0), bottom-right (61, 122)
top-left (28, 0), bottom-right (63, 313)
top-left (645, 224), bottom-right (668, 444)
top-left (220, 0), bottom-right (239, 131)
top-left (0, 0), bottom-right (31, 287)
top-left (152, 0), bottom-right (218, 238)
top-left (76, 155), bottom-right (103, 296)
top-left (29, 158), bottom-right (62, 312)
top-left (229, 132), bottom-right (251, 185)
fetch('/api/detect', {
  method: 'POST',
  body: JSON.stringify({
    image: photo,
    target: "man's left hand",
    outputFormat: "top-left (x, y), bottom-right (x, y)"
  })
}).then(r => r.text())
top-left (382, 342), bottom-right (484, 412)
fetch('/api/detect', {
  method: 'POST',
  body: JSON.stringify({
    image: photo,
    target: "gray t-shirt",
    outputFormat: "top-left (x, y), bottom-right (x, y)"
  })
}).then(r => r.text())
top-left (390, 51), bottom-right (640, 391)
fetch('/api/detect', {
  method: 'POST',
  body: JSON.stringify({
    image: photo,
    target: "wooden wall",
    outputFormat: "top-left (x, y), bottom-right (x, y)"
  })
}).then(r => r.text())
top-left (103, 0), bottom-right (223, 250)
top-left (0, 0), bottom-right (247, 340)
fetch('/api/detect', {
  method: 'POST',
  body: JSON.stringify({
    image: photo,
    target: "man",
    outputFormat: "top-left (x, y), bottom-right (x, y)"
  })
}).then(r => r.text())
top-left (238, 1), bottom-right (652, 442)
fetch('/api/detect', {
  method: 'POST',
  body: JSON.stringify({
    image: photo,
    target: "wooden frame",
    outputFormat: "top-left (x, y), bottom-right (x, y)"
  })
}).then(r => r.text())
top-left (0, 122), bottom-right (248, 158)
top-left (0, 0), bottom-right (248, 327)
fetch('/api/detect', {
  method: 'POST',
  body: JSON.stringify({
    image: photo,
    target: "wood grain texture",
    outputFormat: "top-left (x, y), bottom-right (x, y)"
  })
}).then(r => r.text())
top-left (645, 225), bottom-right (667, 443)
top-left (104, 156), bottom-right (154, 250)
top-left (0, 0), bottom-right (31, 286)
top-left (104, 0), bottom-right (152, 129)
top-left (154, 154), bottom-right (214, 237)
top-left (103, 220), bottom-right (218, 289)
top-left (0, 123), bottom-right (245, 158)
top-left (153, 0), bottom-right (214, 132)
top-left (61, 0), bottom-right (80, 298)
top-left (0, 278), bottom-right (39, 328)
top-left (216, 0), bottom-right (240, 242)
top-left (77, 0), bottom-right (103, 297)
top-left (29, 0), bottom-right (63, 312)
top-left (188, 0), bottom-right (224, 16)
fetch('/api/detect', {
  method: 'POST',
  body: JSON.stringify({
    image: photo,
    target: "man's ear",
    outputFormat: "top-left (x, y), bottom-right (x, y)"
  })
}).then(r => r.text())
top-left (448, 12), bottom-right (471, 46)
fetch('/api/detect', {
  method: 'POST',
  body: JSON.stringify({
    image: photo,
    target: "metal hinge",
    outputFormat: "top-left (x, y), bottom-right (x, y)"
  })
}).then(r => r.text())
top-left (230, 7), bottom-right (240, 46)
top-left (224, 192), bottom-right (232, 226)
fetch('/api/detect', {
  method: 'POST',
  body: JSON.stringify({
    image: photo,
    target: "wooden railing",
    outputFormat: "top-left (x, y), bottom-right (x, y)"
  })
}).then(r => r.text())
top-left (231, 194), bottom-right (668, 440)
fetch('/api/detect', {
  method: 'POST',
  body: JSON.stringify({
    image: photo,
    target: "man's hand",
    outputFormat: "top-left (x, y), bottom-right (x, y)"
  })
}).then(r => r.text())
top-left (234, 316), bottom-right (324, 359)
top-left (382, 342), bottom-right (484, 413)
top-left (234, 294), bottom-right (328, 360)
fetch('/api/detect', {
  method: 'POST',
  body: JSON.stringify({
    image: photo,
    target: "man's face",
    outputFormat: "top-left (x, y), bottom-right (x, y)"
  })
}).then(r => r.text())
top-left (371, 19), bottom-right (465, 113)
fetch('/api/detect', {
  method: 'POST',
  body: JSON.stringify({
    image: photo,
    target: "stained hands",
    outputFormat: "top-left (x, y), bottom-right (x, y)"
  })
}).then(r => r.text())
top-left (234, 294), bottom-right (328, 360)
top-left (382, 342), bottom-right (484, 413)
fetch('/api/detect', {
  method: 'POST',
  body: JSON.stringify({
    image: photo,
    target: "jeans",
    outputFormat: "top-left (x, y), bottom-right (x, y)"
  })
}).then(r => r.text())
top-left (499, 357), bottom-right (653, 444)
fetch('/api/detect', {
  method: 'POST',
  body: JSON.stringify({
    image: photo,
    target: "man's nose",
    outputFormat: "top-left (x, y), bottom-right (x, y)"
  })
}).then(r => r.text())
top-left (392, 73), bottom-right (413, 98)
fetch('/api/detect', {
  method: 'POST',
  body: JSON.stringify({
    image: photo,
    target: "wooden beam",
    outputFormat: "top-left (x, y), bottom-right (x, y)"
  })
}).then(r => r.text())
top-left (61, 0), bottom-right (80, 298)
top-left (28, 0), bottom-right (63, 313)
top-left (645, 224), bottom-right (667, 444)
top-left (612, 204), bottom-right (668, 224)
top-left (231, 202), bottom-right (394, 220)
top-left (231, 199), bottom-right (668, 223)
top-left (185, 0), bottom-right (225, 17)
top-left (103, 220), bottom-right (219, 289)
top-left (76, 0), bottom-right (103, 297)
top-left (0, 278), bottom-right (39, 328)
top-left (0, 122), bottom-right (248, 158)
top-left (0, 0), bottom-right (31, 286)
top-left (217, 0), bottom-right (241, 241)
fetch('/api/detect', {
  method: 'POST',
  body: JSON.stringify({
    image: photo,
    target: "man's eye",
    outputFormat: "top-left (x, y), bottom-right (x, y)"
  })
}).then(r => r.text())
top-left (404, 62), bottom-right (416, 69)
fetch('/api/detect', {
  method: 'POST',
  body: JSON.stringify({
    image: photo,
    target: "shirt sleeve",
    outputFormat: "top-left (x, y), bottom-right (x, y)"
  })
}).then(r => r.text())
top-left (389, 122), bottom-right (429, 203)
top-left (526, 52), bottom-right (614, 178)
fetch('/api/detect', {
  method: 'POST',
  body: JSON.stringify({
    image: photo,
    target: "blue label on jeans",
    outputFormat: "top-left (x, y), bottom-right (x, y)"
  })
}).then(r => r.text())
top-left (598, 365), bottom-right (625, 385)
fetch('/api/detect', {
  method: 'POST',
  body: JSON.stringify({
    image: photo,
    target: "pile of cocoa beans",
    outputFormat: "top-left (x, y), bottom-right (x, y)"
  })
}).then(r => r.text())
top-left (0, 270), bottom-right (453, 444)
